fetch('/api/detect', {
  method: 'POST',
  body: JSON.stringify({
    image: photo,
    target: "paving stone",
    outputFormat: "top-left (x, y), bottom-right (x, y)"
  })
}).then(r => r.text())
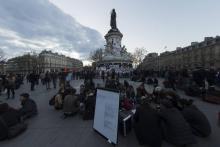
top-left (0, 79), bottom-right (219, 147)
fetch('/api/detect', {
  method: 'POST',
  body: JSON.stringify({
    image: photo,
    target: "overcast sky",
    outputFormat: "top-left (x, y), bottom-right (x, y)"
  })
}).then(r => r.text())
top-left (50, 0), bottom-right (220, 53)
top-left (1, 0), bottom-right (220, 65)
top-left (0, 0), bottom-right (103, 63)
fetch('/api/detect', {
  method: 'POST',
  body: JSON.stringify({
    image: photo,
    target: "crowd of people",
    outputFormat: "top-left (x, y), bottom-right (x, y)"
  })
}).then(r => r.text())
top-left (133, 87), bottom-right (212, 147)
top-left (132, 67), bottom-right (220, 103)
top-left (0, 67), bottom-right (218, 146)
top-left (49, 76), bottom-right (97, 120)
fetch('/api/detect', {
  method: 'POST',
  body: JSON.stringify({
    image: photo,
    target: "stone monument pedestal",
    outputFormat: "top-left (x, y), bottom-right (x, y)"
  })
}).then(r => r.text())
top-left (95, 9), bottom-right (133, 74)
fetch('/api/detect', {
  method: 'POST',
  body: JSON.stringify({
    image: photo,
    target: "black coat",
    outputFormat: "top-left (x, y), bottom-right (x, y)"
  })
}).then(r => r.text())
top-left (134, 105), bottom-right (162, 147)
top-left (1, 108), bottom-right (20, 127)
top-left (159, 107), bottom-right (196, 146)
top-left (0, 107), bottom-right (21, 141)
top-left (181, 105), bottom-right (211, 137)
top-left (0, 116), bottom-right (8, 140)
top-left (83, 95), bottom-right (96, 120)
top-left (19, 98), bottom-right (38, 119)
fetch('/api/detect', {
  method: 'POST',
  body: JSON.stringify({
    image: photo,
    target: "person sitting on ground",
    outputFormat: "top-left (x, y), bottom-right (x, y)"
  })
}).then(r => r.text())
top-left (18, 93), bottom-right (38, 119)
top-left (0, 103), bottom-right (27, 141)
top-left (78, 84), bottom-right (86, 113)
top-left (0, 103), bottom-right (20, 128)
top-left (153, 87), bottom-right (181, 107)
top-left (126, 85), bottom-right (135, 101)
top-left (136, 83), bottom-right (149, 103)
top-left (134, 101), bottom-right (162, 147)
top-left (147, 78), bottom-right (154, 85)
top-left (50, 83), bottom-right (65, 109)
top-left (54, 82), bottom-right (72, 110)
top-left (63, 88), bottom-right (79, 118)
top-left (83, 89), bottom-right (96, 120)
top-left (159, 99), bottom-right (196, 146)
top-left (181, 102), bottom-right (211, 137)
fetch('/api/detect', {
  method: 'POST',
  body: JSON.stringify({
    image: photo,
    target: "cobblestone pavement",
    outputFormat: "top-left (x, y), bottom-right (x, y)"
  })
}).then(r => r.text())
top-left (0, 79), bottom-right (219, 147)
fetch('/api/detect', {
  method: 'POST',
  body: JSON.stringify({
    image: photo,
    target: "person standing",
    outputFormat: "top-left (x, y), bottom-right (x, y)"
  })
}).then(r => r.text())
top-left (59, 71), bottom-right (66, 86)
top-left (6, 73), bottom-right (16, 99)
top-left (29, 72), bottom-right (36, 91)
top-left (51, 71), bottom-right (58, 89)
top-left (66, 72), bottom-right (72, 83)
top-left (45, 71), bottom-right (51, 90)
top-left (40, 72), bottom-right (45, 85)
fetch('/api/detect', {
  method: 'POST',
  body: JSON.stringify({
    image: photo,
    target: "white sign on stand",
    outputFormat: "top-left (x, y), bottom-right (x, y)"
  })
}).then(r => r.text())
top-left (93, 88), bottom-right (120, 145)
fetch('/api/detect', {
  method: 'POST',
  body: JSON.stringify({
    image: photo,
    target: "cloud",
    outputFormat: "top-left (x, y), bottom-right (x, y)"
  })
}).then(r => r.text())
top-left (0, 0), bottom-right (104, 60)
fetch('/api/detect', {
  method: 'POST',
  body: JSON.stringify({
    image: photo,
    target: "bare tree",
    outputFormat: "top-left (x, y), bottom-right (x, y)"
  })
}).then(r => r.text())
top-left (89, 48), bottom-right (103, 62)
top-left (132, 47), bottom-right (147, 67)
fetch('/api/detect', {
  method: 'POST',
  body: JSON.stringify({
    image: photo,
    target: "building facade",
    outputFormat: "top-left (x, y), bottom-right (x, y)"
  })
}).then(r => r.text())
top-left (5, 54), bottom-right (39, 74)
top-left (0, 61), bottom-right (6, 74)
top-left (39, 50), bottom-right (83, 72)
top-left (140, 36), bottom-right (220, 71)
top-left (5, 50), bottom-right (83, 74)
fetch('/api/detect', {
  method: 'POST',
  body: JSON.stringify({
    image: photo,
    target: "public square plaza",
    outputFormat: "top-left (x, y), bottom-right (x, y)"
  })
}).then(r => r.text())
top-left (0, 1), bottom-right (220, 147)
top-left (0, 78), bottom-right (219, 147)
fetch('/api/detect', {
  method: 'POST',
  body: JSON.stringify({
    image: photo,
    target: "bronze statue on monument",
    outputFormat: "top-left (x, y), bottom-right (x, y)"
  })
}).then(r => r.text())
top-left (110, 9), bottom-right (117, 30)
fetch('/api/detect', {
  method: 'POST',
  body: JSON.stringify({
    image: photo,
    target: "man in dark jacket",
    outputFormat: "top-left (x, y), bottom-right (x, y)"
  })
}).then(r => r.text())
top-left (5, 74), bottom-right (16, 99)
top-left (19, 93), bottom-right (38, 119)
top-left (159, 100), bottom-right (196, 146)
top-left (134, 102), bottom-right (162, 147)
top-left (63, 89), bottom-right (79, 118)
top-left (181, 104), bottom-right (211, 137)
top-left (0, 103), bottom-right (21, 140)
top-left (51, 71), bottom-right (58, 89)
top-left (0, 103), bottom-right (20, 127)
top-left (83, 90), bottom-right (96, 120)
top-left (29, 72), bottom-right (37, 91)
